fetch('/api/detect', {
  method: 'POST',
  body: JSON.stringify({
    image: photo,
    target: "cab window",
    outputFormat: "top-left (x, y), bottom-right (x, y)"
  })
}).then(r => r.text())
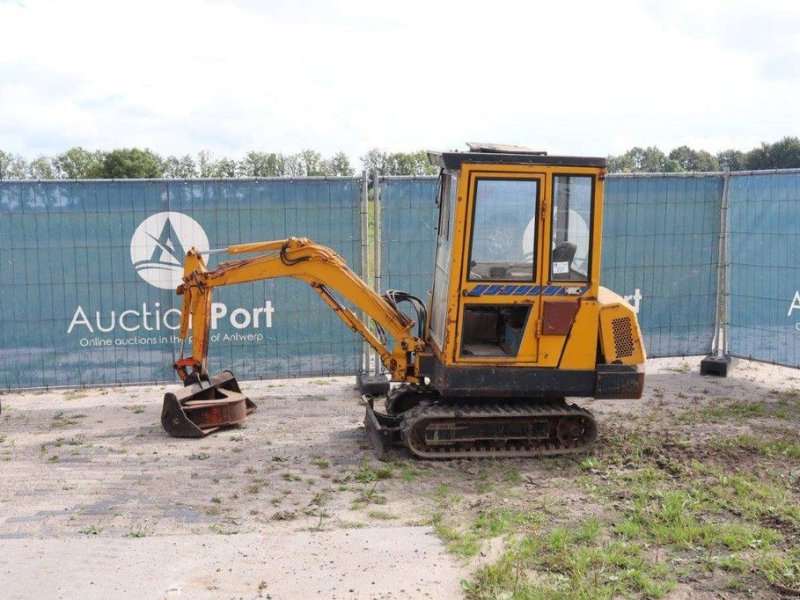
top-left (550, 175), bottom-right (593, 281)
top-left (468, 179), bottom-right (538, 281)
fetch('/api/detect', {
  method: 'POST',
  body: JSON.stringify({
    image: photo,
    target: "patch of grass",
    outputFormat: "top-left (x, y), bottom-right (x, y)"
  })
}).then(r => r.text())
top-left (472, 508), bottom-right (545, 539)
top-left (310, 492), bottom-right (328, 507)
top-left (271, 510), bottom-right (296, 521)
top-left (229, 435), bottom-right (244, 442)
top-left (281, 473), bottom-right (302, 482)
top-left (665, 361), bottom-right (692, 373)
top-left (353, 463), bottom-right (393, 483)
top-left (79, 525), bottom-right (101, 535)
top-left (368, 510), bottom-right (397, 520)
top-left (188, 452), bottom-right (210, 461)
top-left (210, 522), bottom-right (240, 535)
top-left (758, 547), bottom-right (800, 590)
top-left (123, 405), bottom-right (146, 414)
top-left (392, 462), bottom-right (426, 482)
top-left (699, 400), bottom-right (765, 421)
top-left (431, 513), bottom-right (480, 557)
top-left (312, 459), bottom-right (330, 469)
top-left (464, 519), bottom-right (674, 600)
top-left (125, 529), bottom-right (146, 538)
top-left (712, 434), bottom-right (800, 460)
top-left (356, 487), bottom-right (387, 506)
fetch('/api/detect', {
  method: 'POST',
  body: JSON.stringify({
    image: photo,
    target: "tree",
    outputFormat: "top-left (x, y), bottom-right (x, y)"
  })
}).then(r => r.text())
top-left (237, 151), bottom-right (283, 177)
top-left (282, 154), bottom-right (305, 177)
top-left (360, 149), bottom-right (438, 175)
top-left (360, 149), bottom-right (391, 175)
top-left (54, 147), bottom-right (104, 178)
top-left (607, 153), bottom-right (635, 173)
top-left (717, 149), bottom-right (746, 171)
top-left (28, 156), bottom-right (57, 179)
top-left (746, 137), bottom-right (800, 170)
top-left (196, 150), bottom-right (235, 177)
top-left (668, 146), bottom-right (719, 172)
top-left (325, 151), bottom-right (354, 176)
top-left (163, 154), bottom-right (198, 178)
top-left (299, 149), bottom-right (325, 176)
top-left (100, 148), bottom-right (164, 178)
top-left (0, 150), bottom-right (28, 179)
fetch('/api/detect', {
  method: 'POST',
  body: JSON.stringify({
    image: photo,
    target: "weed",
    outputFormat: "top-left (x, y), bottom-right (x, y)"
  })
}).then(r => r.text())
top-left (281, 473), bottom-right (302, 482)
top-left (189, 452), bottom-right (211, 461)
top-left (758, 547), bottom-right (800, 590)
top-left (368, 510), bottom-right (397, 520)
top-left (244, 466), bottom-right (257, 474)
top-left (354, 464), bottom-right (393, 483)
top-left (310, 492), bottom-right (328, 507)
top-left (313, 459), bottom-right (330, 469)
top-left (211, 496), bottom-right (222, 504)
top-left (79, 525), bottom-right (100, 535)
top-left (125, 529), bottom-right (146, 538)
top-left (210, 522), bottom-right (240, 535)
top-left (271, 456), bottom-right (287, 462)
top-left (229, 435), bottom-right (244, 442)
top-left (271, 510), bottom-right (297, 521)
top-left (472, 508), bottom-right (544, 538)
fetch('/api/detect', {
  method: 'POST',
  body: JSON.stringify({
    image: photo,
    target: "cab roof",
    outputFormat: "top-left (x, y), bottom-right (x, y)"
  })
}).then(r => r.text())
top-left (428, 143), bottom-right (606, 170)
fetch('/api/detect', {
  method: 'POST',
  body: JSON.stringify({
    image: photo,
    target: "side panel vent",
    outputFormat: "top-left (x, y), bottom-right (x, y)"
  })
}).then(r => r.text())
top-left (611, 317), bottom-right (634, 358)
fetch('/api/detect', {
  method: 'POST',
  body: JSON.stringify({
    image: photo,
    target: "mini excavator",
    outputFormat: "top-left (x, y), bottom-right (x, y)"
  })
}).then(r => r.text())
top-left (161, 144), bottom-right (646, 459)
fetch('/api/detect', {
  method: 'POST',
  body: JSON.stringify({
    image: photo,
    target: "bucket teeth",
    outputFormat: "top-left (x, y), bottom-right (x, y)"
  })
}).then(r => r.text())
top-left (161, 370), bottom-right (256, 438)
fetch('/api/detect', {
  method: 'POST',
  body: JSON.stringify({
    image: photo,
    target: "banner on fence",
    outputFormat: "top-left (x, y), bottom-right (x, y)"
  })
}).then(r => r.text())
top-left (0, 178), bottom-right (363, 388)
top-left (727, 172), bottom-right (800, 366)
top-left (602, 175), bottom-right (722, 358)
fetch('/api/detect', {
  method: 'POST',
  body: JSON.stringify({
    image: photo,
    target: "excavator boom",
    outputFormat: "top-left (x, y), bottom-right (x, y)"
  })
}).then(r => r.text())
top-left (162, 237), bottom-right (425, 437)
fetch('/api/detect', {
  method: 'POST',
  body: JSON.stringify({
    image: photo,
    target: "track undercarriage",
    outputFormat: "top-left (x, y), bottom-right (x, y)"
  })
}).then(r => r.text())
top-left (364, 384), bottom-right (598, 460)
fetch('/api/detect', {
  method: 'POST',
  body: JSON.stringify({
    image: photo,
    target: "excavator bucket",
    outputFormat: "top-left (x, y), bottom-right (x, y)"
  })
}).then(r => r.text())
top-left (161, 370), bottom-right (256, 438)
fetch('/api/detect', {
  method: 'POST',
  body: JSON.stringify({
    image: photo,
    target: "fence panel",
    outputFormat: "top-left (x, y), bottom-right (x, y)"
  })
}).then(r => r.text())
top-left (603, 175), bottom-right (722, 357)
top-left (727, 171), bottom-right (800, 366)
top-left (379, 177), bottom-right (439, 301)
top-left (0, 178), bottom-right (363, 388)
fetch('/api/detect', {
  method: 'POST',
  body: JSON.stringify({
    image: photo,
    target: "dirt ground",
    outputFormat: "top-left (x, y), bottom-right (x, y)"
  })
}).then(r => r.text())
top-left (0, 356), bottom-right (798, 599)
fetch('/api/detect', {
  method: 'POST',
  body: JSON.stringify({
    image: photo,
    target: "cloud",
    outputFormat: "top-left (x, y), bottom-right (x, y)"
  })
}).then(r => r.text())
top-left (1, 0), bottom-right (799, 161)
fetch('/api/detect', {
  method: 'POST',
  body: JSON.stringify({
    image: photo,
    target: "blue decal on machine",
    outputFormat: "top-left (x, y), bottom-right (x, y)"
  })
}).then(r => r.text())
top-left (466, 285), bottom-right (588, 297)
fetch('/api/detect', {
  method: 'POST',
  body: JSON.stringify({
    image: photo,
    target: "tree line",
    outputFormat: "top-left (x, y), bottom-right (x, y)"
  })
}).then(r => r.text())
top-left (608, 136), bottom-right (800, 173)
top-left (3, 137), bottom-right (799, 179)
top-left (0, 147), bottom-right (438, 180)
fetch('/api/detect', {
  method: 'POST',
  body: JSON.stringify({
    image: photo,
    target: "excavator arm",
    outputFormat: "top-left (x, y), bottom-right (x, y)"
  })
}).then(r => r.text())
top-left (173, 237), bottom-right (426, 383)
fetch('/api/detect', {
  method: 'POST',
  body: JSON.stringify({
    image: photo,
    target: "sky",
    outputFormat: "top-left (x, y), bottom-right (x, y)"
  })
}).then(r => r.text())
top-left (1, 0), bottom-right (799, 162)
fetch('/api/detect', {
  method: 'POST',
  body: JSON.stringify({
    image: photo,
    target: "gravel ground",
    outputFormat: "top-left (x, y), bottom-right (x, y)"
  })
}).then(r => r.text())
top-left (0, 356), bottom-right (798, 599)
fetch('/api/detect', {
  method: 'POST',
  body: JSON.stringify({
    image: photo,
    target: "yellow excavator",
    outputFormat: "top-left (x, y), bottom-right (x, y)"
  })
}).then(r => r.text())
top-left (161, 144), bottom-right (645, 458)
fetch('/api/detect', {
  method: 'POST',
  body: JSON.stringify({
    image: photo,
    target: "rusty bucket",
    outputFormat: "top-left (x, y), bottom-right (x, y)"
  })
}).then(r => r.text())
top-left (161, 370), bottom-right (256, 438)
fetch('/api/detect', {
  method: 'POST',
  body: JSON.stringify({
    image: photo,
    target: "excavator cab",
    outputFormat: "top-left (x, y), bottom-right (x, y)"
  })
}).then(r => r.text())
top-left (416, 144), bottom-right (644, 398)
top-left (161, 143), bottom-right (645, 460)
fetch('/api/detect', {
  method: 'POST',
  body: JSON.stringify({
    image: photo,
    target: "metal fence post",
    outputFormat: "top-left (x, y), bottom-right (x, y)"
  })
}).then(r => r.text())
top-left (701, 169), bottom-right (732, 376)
top-left (372, 169), bottom-right (383, 375)
top-left (360, 171), bottom-right (369, 373)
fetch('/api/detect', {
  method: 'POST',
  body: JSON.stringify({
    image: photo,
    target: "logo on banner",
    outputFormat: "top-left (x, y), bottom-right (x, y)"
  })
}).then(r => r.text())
top-left (130, 212), bottom-right (210, 290)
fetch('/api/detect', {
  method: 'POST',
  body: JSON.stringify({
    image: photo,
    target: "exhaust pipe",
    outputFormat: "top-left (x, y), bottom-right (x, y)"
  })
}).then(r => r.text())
top-left (161, 370), bottom-right (256, 438)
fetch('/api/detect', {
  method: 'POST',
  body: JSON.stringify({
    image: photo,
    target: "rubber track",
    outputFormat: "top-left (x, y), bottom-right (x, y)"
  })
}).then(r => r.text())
top-left (400, 400), bottom-right (597, 459)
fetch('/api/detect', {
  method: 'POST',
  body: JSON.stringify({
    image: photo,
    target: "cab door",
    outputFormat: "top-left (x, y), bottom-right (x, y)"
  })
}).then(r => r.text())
top-left (453, 169), bottom-right (546, 366)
